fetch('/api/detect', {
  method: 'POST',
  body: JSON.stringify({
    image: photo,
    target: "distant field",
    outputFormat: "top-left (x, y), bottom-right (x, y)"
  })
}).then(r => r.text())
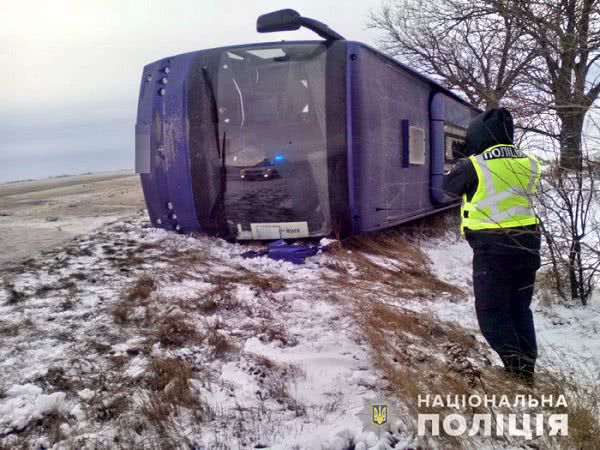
top-left (0, 171), bottom-right (144, 267)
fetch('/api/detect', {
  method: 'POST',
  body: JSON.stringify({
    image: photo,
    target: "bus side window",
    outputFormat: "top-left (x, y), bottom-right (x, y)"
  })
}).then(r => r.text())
top-left (443, 125), bottom-right (466, 171)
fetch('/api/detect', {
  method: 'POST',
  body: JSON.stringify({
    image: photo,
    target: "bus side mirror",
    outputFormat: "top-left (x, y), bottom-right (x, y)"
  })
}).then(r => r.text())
top-left (257, 9), bottom-right (302, 33)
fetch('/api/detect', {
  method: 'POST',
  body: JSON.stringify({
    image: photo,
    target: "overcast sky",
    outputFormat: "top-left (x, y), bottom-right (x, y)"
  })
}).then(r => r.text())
top-left (0, 0), bottom-right (382, 182)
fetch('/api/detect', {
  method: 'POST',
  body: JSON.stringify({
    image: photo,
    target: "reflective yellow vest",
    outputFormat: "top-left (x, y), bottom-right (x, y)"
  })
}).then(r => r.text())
top-left (461, 144), bottom-right (542, 233)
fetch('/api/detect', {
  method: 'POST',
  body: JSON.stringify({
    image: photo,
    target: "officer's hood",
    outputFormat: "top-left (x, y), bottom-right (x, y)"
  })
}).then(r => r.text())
top-left (463, 108), bottom-right (514, 156)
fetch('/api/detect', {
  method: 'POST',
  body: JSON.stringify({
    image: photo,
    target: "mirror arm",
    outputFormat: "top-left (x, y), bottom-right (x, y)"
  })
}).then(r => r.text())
top-left (298, 17), bottom-right (345, 41)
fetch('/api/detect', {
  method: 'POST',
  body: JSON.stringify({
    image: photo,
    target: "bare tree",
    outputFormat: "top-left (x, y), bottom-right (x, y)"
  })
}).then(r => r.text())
top-left (368, 0), bottom-right (538, 109)
top-left (489, 0), bottom-right (600, 170)
top-left (370, 0), bottom-right (600, 170)
top-left (535, 147), bottom-right (600, 305)
top-left (369, 0), bottom-right (600, 303)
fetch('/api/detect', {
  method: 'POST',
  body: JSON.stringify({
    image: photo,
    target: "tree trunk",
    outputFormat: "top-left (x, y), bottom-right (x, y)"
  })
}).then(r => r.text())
top-left (575, 239), bottom-right (588, 305)
top-left (485, 97), bottom-right (500, 110)
top-left (558, 113), bottom-right (585, 171)
top-left (568, 244), bottom-right (577, 299)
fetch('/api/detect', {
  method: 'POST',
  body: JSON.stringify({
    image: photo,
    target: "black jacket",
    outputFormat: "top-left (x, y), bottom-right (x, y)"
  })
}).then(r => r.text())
top-left (443, 108), bottom-right (541, 260)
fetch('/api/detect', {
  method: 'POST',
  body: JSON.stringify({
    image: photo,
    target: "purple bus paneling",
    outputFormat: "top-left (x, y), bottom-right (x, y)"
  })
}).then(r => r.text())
top-left (137, 54), bottom-right (202, 233)
top-left (162, 54), bottom-right (202, 233)
top-left (350, 43), bottom-right (434, 233)
top-left (345, 41), bottom-right (359, 235)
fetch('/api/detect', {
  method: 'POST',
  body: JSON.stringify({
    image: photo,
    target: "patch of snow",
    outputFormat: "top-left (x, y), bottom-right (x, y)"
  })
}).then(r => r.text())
top-left (0, 384), bottom-right (68, 434)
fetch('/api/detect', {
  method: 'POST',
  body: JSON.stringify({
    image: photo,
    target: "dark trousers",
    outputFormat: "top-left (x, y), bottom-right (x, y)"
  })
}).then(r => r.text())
top-left (472, 253), bottom-right (539, 378)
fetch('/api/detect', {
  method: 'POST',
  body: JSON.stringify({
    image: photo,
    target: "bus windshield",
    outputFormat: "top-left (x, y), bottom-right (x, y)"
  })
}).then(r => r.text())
top-left (216, 43), bottom-right (330, 239)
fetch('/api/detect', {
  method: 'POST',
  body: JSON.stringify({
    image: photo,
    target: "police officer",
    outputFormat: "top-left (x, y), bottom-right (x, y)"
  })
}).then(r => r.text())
top-left (443, 108), bottom-right (542, 381)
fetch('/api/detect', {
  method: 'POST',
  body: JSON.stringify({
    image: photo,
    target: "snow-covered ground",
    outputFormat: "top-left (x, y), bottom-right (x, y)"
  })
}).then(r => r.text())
top-left (0, 171), bottom-right (144, 267)
top-left (0, 215), bottom-right (389, 449)
top-left (422, 237), bottom-right (600, 376)
top-left (1, 210), bottom-right (599, 449)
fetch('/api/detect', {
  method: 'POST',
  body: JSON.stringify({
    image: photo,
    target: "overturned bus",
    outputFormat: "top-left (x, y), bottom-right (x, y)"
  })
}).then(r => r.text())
top-left (135, 9), bottom-right (478, 240)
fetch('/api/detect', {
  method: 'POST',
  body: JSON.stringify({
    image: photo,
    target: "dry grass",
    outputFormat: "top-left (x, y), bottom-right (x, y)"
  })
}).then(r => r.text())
top-left (358, 298), bottom-right (600, 448)
top-left (245, 352), bottom-right (304, 381)
top-left (568, 402), bottom-right (600, 449)
top-left (95, 395), bottom-right (130, 422)
top-left (325, 231), bottom-right (464, 300)
top-left (1, 257), bottom-right (42, 276)
top-left (35, 406), bottom-right (70, 446)
top-left (197, 282), bottom-right (237, 313)
top-left (126, 274), bottom-right (157, 302)
top-left (139, 393), bottom-right (174, 437)
top-left (266, 379), bottom-right (307, 417)
top-left (535, 268), bottom-right (571, 306)
top-left (529, 364), bottom-right (600, 450)
top-left (212, 270), bottom-right (287, 294)
top-left (31, 278), bottom-right (78, 299)
top-left (359, 300), bottom-right (484, 383)
top-left (248, 353), bottom-right (277, 371)
top-left (45, 367), bottom-right (78, 393)
top-left (195, 296), bottom-right (218, 314)
top-left (69, 272), bottom-right (88, 281)
top-left (140, 357), bottom-right (211, 441)
top-left (112, 273), bottom-right (158, 324)
top-left (3, 282), bottom-right (26, 304)
top-left (154, 312), bottom-right (203, 348)
top-left (322, 217), bottom-right (600, 447)
top-left (175, 282), bottom-right (241, 316)
top-left (167, 247), bottom-right (210, 268)
top-left (357, 299), bottom-right (501, 447)
top-left (204, 319), bottom-right (237, 357)
top-left (111, 301), bottom-right (132, 324)
top-left (0, 318), bottom-right (35, 337)
top-left (101, 239), bottom-right (151, 272)
top-left (255, 320), bottom-right (297, 347)
top-left (396, 207), bottom-right (461, 239)
top-left (145, 357), bottom-right (195, 405)
top-left (84, 339), bottom-right (112, 354)
top-left (243, 353), bottom-right (307, 418)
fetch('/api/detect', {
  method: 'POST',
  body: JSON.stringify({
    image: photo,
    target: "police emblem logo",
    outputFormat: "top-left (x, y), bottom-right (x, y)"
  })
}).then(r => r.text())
top-left (371, 404), bottom-right (388, 426)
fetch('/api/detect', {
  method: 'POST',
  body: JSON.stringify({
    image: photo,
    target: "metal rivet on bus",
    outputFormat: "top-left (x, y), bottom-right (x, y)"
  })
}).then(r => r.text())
top-left (222, 64), bottom-right (229, 69)
top-left (163, 66), bottom-right (170, 74)
top-left (158, 88), bottom-right (166, 96)
top-left (175, 224), bottom-right (182, 232)
top-left (156, 218), bottom-right (162, 225)
top-left (160, 77), bottom-right (168, 85)
top-left (169, 213), bottom-right (177, 220)
top-left (167, 202), bottom-right (174, 210)
top-left (145, 74), bottom-right (152, 82)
